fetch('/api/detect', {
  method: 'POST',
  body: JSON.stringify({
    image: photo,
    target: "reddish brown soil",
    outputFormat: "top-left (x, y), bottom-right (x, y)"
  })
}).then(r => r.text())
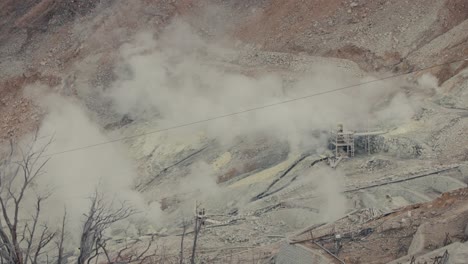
top-left (234, 0), bottom-right (468, 74)
top-left (0, 72), bottom-right (60, 142)
top-left (296, 187), bottom-right (468, 264)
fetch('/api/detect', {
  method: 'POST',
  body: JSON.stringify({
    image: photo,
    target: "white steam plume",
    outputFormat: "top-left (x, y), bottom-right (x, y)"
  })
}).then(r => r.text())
top-left (107, 20), bottom-right (420, 152)
top-left (30, 93), bottom-right (162, 243)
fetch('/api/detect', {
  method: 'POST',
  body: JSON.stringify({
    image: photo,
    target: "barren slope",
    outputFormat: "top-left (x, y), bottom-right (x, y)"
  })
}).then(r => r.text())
top-left (235, 0), bottom-right (468, 77)
top-left (0, 1), bottom-right (467, 263)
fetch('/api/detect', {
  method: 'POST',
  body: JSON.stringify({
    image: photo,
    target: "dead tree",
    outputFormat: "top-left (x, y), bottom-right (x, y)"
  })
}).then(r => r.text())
top-left (0, 137), bottom-right (55, 264)
top-left (0, 136), bottom-right (164, 264)
top-left (55, 208), bottom-right (67, 264)
top-left (77, 190), bottom-right (138, 264)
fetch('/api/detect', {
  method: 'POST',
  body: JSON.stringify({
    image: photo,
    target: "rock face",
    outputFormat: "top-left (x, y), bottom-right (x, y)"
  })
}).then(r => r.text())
top-left (407, 222), bottom-right (428, 256)
top-left (276, 243), bottom-right (330, 264)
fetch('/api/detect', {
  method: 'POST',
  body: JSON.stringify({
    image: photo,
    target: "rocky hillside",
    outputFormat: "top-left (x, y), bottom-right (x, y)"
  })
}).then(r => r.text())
top-left (235, 0), bottom-right (468, 77)
top-left (1, 0), bottom-right (467, 141)
top-left (0, 1), bottom-right (467, 263)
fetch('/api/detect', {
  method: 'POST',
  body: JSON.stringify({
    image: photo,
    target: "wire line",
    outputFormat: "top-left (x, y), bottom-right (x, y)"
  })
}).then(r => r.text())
top-left (41, 57), bottom-right (468, 158)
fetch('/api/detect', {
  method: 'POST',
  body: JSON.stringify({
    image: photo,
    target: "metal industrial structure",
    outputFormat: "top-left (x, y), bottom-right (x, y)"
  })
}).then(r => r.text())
top-left (328, 124), bottom-right (387, 168)
top-left (330, 124), bottom-right (355, 158)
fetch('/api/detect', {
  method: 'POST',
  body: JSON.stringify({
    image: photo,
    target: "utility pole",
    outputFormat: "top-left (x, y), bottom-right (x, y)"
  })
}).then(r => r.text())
top-left (191, 201), bottom-right (205, 264)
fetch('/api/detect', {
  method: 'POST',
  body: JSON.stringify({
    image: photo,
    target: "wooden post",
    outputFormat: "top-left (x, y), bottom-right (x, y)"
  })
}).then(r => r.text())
top-left (191, 202), bottom-right (201, 264)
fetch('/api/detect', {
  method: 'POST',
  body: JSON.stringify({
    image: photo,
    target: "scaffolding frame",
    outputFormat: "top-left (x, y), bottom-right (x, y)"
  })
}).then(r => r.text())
top-left (330, 129), bottom-right (355, 158)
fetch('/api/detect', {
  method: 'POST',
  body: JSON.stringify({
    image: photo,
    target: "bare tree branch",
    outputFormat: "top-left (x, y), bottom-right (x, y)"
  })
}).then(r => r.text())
top-left (33, 225), bottom-right (55, 264)
top-left (97, 239), bottom-right (111, 264)
top-left (77, 190), bottom-right (137, 264)
top-left (56, 208), bottom-right (66, 264)
top-left (1, 137), bottom-right (163, 264)
top-left (24, 197), bottom-right (43, 264)
top-left (0, 137), bottom-right (54, 264)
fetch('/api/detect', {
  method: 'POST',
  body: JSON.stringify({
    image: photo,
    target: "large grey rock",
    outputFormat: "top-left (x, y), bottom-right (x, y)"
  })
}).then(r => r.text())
top-left (407, 222), bottom-right (428, 256)
top-left (275, 243), bottom-right (330, 264)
